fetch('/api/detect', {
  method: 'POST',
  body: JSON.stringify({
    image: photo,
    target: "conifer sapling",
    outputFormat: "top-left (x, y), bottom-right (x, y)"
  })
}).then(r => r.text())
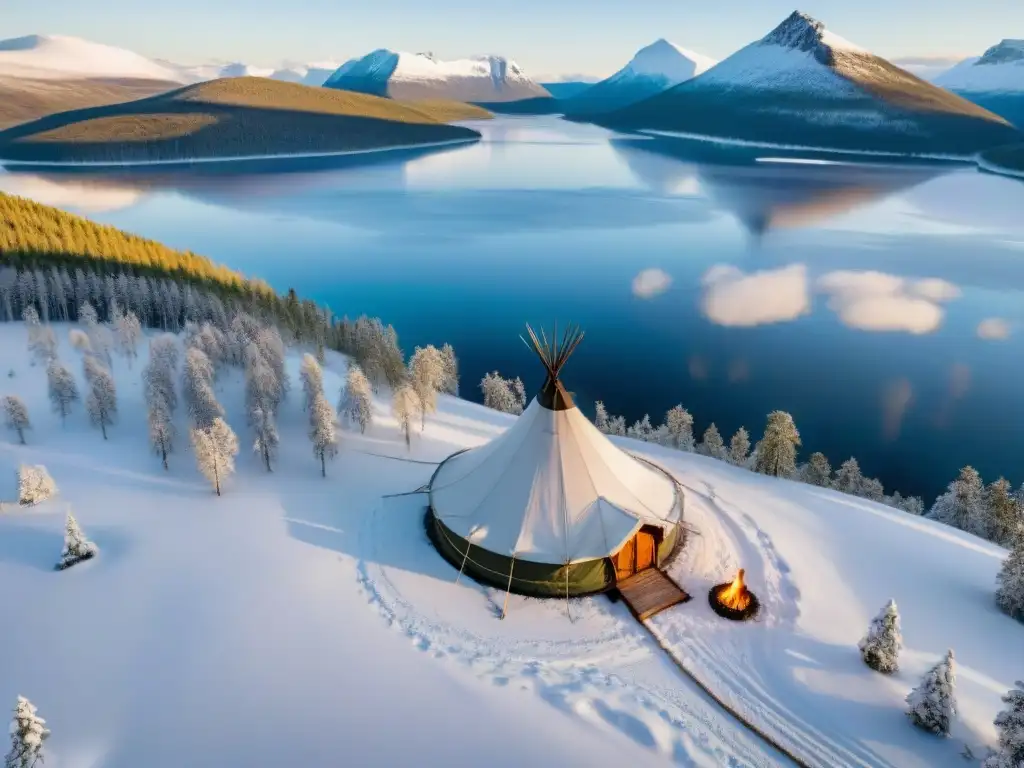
top-left (55, 512), bottom-right (98, 570)
top-left (858, 599), bottom-right (902, 673)
top-left (906, 649), bottom-right (957, 736)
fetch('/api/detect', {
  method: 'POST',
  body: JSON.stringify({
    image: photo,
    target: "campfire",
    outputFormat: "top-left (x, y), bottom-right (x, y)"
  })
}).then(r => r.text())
top-left (709, 568), bottom-right (759, 621)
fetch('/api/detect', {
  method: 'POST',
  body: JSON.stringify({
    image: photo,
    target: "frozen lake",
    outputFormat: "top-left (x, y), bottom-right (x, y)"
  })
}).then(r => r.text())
top-left (3, 116), bottom-right (1024, 502)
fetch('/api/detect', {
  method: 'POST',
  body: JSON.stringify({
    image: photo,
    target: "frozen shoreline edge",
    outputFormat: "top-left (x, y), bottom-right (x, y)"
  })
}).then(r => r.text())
top-left (976, 156), bottom-right (1024, 179)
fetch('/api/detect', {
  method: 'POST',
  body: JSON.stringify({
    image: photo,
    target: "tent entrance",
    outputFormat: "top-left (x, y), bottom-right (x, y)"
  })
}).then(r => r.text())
top-left (614, 525), bottom-right (663, 581)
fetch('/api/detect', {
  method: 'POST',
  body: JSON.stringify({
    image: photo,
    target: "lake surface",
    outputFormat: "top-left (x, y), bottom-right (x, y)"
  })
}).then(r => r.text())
top-left (4, 116), bottom-right (1024, 503)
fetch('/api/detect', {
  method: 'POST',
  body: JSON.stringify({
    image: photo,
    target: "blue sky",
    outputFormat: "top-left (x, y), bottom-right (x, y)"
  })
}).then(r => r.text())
top-left (3, 0), bottom-right (1020, 77)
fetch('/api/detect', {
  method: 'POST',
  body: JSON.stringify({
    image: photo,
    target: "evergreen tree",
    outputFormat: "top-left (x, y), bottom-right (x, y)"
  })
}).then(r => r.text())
top-left (55, 511), bottom-right (98, 570)
top-left (339, 365), bottom-right (373, 433)
top-left (627, 414), bottom-right (654, 442)
top-left (859, 477), bottom-right (886, 503)
top-left (408, 345), bottom-right (445, 429)
top-left (983, 681), bottom-right (1024, 768)
top-left (439, 343), bottom-right (459, 396)
top-left (480, 372), bottom-right (525, 415)
top-left (299, 353), bottom-right (324, 412)
top-left (17, 464), bottom-right (57, 506)
top-left (593, 401), bottom-right (610, 433)
top-left (800, 452), bottom-right (832, 487)
top-left (85, 359), bottom-right (117, 440)
top-left (147, 394), bottom-right (175, 470)
top-left (729, 427), bottom-right (751, 466)
top-left (906, 649), bottom-right (957, 736)
top-left (2, 396), bottom-right (30, 445)
top-left (190, 418), bottom-right (239, 496)
top-left (663, 405), bottom-right (695, 451)
top-left (833, 458), bottom-right (865, 495)
top-left (5, 696), bottom-right (49, 768)
top-left (996, 528), bottom-right (1024, 622)
top-left (309, 393), bottom-right (338, 477)
top-left (607, 415), bottom-right (626, 437)
top-left (858, 599), bottom-right (902, 673)
top-left (183, 348), bottom-right (222, 429)
top-left (392, 384), bottom-right (421, 450)
top-left (985, 478), bottom-right (1023, 547)
top-left (928, 466), bottom-right (985, 536)
top-left (46, 359), bottom-right (79, 425)
top-left (249, 405), bottom-right (279, 472)
top-left (754, 411), bottom-right (801, 478)
top-left (886, 491), bottom-right (925, 516)
top-left (698, 423), bottom-right (727, 460)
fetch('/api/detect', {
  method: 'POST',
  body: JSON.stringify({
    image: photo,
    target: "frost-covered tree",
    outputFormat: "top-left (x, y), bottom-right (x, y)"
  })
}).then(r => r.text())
top-left (46, 359), bottom-right (79, 425)
top-left (69, 328), bottom-right (91, 355)
top-left (299, 353), bottom-right (324, 412)
top-left (85, 360), bottom-right (117, 439)
top-left (906, 649), bottom-right (957, 736)
top-left (627, 414), bottom-right (654, 442)
top-left (928, 466), bottom-right (985, 536)
top-left (729, 427), bottom-right (751, 467)
top-left (114, 310), bottom-right (142, 368)
top-left (78, 300), bottom-right (98, 327)
top-left (22, 305), bottom-right (41, 351)
top-left (183, 348), bottom-right (222, 429)
top-left (754, 411), bottom-right (800, 478)
top-left (190, 418), bottom-right (239, 496)
top-left (800, 452), bottom-right (832, 487)
top-left (480, 372), bottom-right (525, 415)
top-left (985, 478), bottom-right (1023, 547)
top-left (663, 405), bottom-right (695, 451)
top-left (392, 384), bottom-right (421, 450)
top-left (55, 512), bottom-right (98, 570)
top-left (17, 464), bottom-right (56, 506)
top-left (148, 395), bottom-right (175, 470)
top-left (439, 343), bottom-right (459, 396)
top-left (2, 396), bottom-right (30, 445)
top-left (245, 343), bottom-right (282, 417)
top-left (996, 529), bottom-right (1024, 622)
top-left (409, 345), bottom-right (446, 429)
top-left (593, 401), bottom-right (610, 433)
top-left (5, 696), bottom-right (49, 768)
top-left (250, 405), bottom-right (279, 472)
top-left (983, 681), bottom-right (1024, 768)
top-left (698, 423), bottom-right (727, 460)
top-left (339, 365), bottom-right (373, 433)
top-left (309, 393), bottom-right (338, 477)
top-left (607, 414), bottom-right (626, 437)
top-left (886, 491), bottom-right (925, 516)
top-left (26, 316), bottom-right (56, 364)
top-left (859, 477), bottom-right (886, 503)
top-left (832, 458), bottom-right (864, 495)
top-left (858, 599), bottom-right (902, 673)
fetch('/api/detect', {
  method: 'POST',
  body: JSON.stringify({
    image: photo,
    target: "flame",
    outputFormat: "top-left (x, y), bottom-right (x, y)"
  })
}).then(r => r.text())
top-left (717, 568), bottom-right (751, 611)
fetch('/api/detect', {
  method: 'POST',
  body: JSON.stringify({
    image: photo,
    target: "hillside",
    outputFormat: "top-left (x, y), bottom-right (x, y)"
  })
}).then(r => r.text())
top-left (934, 40), bottom-right (1024, 127)
top-left (587, 12), bottom-right (1019, 156)
top-left (0, 77), bottom-right (486, 164)
top-left (0, 319), bottom-right (1021, 767)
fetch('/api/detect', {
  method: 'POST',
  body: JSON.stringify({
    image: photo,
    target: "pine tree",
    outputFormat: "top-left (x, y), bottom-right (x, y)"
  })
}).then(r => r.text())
top-left (729, 427), bottom-right (751, 466)
top-left (46, 359), bottom-right (79, 425)
top-left (996, 528), bottom-right (1024, 622)
top-left (833, 458), bottom-right (864, 495)
top-left (664, 405), bottom-right (695, 451)
top-left (5, 696), bottom-right (49, 768)
top-left (859, 477), bottom-right (886, 503)
top-left (928, 466), bottom-right (985, 536)
top-left (148, 395), bottom-right (175, 470)
top-left (607, 415), bottom-right (626, 437)
top-left (983, 681), bottom-right (1024, 768)
top-left (2, 396), bottom-right (30, 445)
top-left (858, 599), bottom-right (902, 673)
top-left (190, 418), bottom-right (239, 496)
top-left (339, 365), bottom-right (373, 433)
top-left (392, 384), bottom-right (421, 450)
top-left (17, 464), bottom-right (57, 506)
top-left (85, 359), bottom-right (117, 440)
top-left (480, 372), bottom-right (525, 415)
top-left (627, 414), bottom-right (654, 442)
top-left (309, 393), bottom-right (338, 477)
top-left (409, 345), bottom-right (445, 429)
top-left (906, 649), bottom-right (957, 736)
top-left (593, 401), bottom-right (610, 433)
top-left (698, 423), bottom-right (727, 460)
top-left (55, 512), bottom-right (98, 570)
top-left (754, 411), bottom-right (801, 478)
top-left (800, 452), bottom-right (832, 487)
top-left (439, 343), bottom-right (459, 396)
top-left (299, 353), bottom-right (323, 412)
top-left (985, 478), bottom-right (1022, 547)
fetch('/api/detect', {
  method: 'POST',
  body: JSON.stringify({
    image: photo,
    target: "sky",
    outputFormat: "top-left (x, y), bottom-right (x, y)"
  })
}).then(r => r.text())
top-left (2, 0), bottom-right (1021, 79)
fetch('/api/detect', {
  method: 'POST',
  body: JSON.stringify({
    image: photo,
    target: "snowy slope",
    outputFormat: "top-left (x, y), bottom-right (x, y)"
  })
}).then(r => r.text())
top-left (0, 34), bottom-right (185, 82)
top-left (933, 41), bottom-right (1024, 127)
top-left (593, 12), bottom-right (1019, 155)
top-left (1, 319), bottom-right (1022, 766)
top-left (562, 39), bottom-right (717, 115)
top-left (324, 49), bottom-right (551, 103)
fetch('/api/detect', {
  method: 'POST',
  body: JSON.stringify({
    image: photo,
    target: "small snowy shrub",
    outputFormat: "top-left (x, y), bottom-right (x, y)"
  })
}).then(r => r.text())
top-left (983, 681), bottom-right (1024, 768)
top-left (996, 529), bottom-right (1024, 622)
top-left (16, 465), bottom-right (57, 506)
top-left (858, 599), bottom-right (903, 673)
top-left (906, 649), bottom-right (957, 736)
top-left (5, 696), bottom-right (49, 768)
top-left (55, 512), bottom-right (98, 570)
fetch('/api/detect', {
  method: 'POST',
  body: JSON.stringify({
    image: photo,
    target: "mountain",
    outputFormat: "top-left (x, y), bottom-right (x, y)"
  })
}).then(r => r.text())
top-left (934, 40), bottom-right (1024, 126)
top-left (0, 34), bottom-right (186, 82)
top-left (541, 81), bottom-right (595, 99)
top-left (323, 49), bottom-right (551, 104)
top-left (586, 12), bottom-right (1018, 156)
top-left (562, 39), bottom-right (716, 115)
top-left (172, 61), bottom-right (339, 87)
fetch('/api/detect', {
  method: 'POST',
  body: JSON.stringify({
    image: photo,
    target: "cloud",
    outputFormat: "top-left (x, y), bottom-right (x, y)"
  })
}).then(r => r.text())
top-left (881, 378), bottom-right (913, 442)
top-left (977, 318), bottom-right (1011, 340)
top-left (890, 55), bottom-right (969, 80)
top-left (700, 264), bottom-right (810, 327)
top-left (0, 174), bottom-right (143, 213)
top-left (632, 268), bottom-right (673, 299)
top-left (816, 270), bottom-right (960, 334)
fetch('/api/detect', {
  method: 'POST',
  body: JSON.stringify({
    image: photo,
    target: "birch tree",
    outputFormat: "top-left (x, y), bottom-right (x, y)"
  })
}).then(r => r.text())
top-left (729, 427), bottom-right (751, 467)
top-left (392, 384), bottom-right (421, 450)
top-left (85, 359), bottom-right (117, 439)
top-left (55, 512), bottom-right (98, 570)
top-left (339, 365), bottom-right (373, 433)
top-left (906, 649), bottom-right (957, 736)
top-left (309, 393), bottom-right (338, 477)
top-left (191, 418), bottom-right (239, 496)
top-left (5, 696), bottom-right (49, 768)
top-left (409, 345), bottom-right (445, 429)
top-left (754, 411), bottom-right (800, 478)
top-left (46, 359), bottom-right (79, 425)
top-left (2, 396), bottom-right (30, 445)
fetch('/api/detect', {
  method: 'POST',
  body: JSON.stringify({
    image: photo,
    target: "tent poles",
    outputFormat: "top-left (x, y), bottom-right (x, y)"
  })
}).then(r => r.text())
top-left (455, 540), bottom-right (472, 585)
top-left (500, 555), bottom-right (518, 620)
top-left (564, 562), bottom-right (572, 622)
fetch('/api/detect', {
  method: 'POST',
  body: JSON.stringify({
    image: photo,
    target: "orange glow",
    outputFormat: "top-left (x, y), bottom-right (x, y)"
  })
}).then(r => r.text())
top-left (717, 568), bottom-right (751, 611)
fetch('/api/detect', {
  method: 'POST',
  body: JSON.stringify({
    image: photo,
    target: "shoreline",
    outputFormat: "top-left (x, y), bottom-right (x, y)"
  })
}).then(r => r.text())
top-left (0, 136), bottom-right (479, 169)
top-left (976, 156), bottom-right (1024, 180)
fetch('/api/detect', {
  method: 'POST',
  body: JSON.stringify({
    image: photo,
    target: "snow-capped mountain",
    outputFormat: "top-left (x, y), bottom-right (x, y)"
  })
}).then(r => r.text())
top-left (934, 40), bottom-right (1024, 126)
top-left (590, 11), bottom-right (1019, 156)
top-left (0, 34), bottom-right (186, 82)
top-left (170, 61), bottom-right (339, 87)
top-left (323, 49), bottom-right (551, 103)
top-left (562, 39), bottom-right (716, 115)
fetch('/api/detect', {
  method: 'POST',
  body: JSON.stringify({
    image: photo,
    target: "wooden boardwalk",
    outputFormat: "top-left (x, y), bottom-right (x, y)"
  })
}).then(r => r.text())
top-left (615, 568), bottom-right (690, 621)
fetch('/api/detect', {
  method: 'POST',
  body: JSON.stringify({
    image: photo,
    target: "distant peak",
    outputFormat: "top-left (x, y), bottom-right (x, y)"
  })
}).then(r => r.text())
top-left (977, 39), bottom-right (1024, 65)
top-left (762, 11), bottom-right (826, 51)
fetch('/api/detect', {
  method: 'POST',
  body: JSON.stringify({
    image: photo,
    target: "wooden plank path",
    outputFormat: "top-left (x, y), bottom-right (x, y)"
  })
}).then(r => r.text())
top-left (615, 568), bottom-right (691, 620)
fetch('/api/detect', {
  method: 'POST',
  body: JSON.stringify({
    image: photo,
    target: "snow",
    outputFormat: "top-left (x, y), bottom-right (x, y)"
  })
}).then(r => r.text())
top-left (1, 320), bottom-right (1022, 767)
top-left (325, 48), bottom-right (542, 90)
top-left (611, 39), bottom-right (717, 83)
top-left (0, 34), bottom-right (186, 82)
top-left (934, 41), bottom-right (1024, 93)
top-left (695, 39), bottom-right (860, 95)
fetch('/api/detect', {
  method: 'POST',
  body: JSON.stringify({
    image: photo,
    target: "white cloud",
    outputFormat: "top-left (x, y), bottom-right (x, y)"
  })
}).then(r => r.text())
top-left (700, 264), bottom-right (809, 327)
top-left (631, 268), bottom-right (672, 299)
top-left (0, 174), bottom-right (142, 213)
top-left (816, 270), bottom-right (960, 335)
top-left (977, 318), bottom-right (1011, 340)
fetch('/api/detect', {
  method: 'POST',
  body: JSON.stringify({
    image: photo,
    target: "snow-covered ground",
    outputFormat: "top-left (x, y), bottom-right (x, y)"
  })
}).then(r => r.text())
top-left (1, 321), bottom-right (1021, 767)
top-left (0, 34), bottom-right (185, 82)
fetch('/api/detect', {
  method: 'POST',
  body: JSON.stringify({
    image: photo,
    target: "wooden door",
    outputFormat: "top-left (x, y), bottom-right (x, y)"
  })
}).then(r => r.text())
top-left (615, 536), bottom-right (636, 580)
top-left (635, 530), bottom-right (657, 572)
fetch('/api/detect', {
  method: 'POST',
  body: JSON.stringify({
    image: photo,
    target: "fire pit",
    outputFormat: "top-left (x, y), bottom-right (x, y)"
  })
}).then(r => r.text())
top-left (709, 568), bottom-right (759, 621)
